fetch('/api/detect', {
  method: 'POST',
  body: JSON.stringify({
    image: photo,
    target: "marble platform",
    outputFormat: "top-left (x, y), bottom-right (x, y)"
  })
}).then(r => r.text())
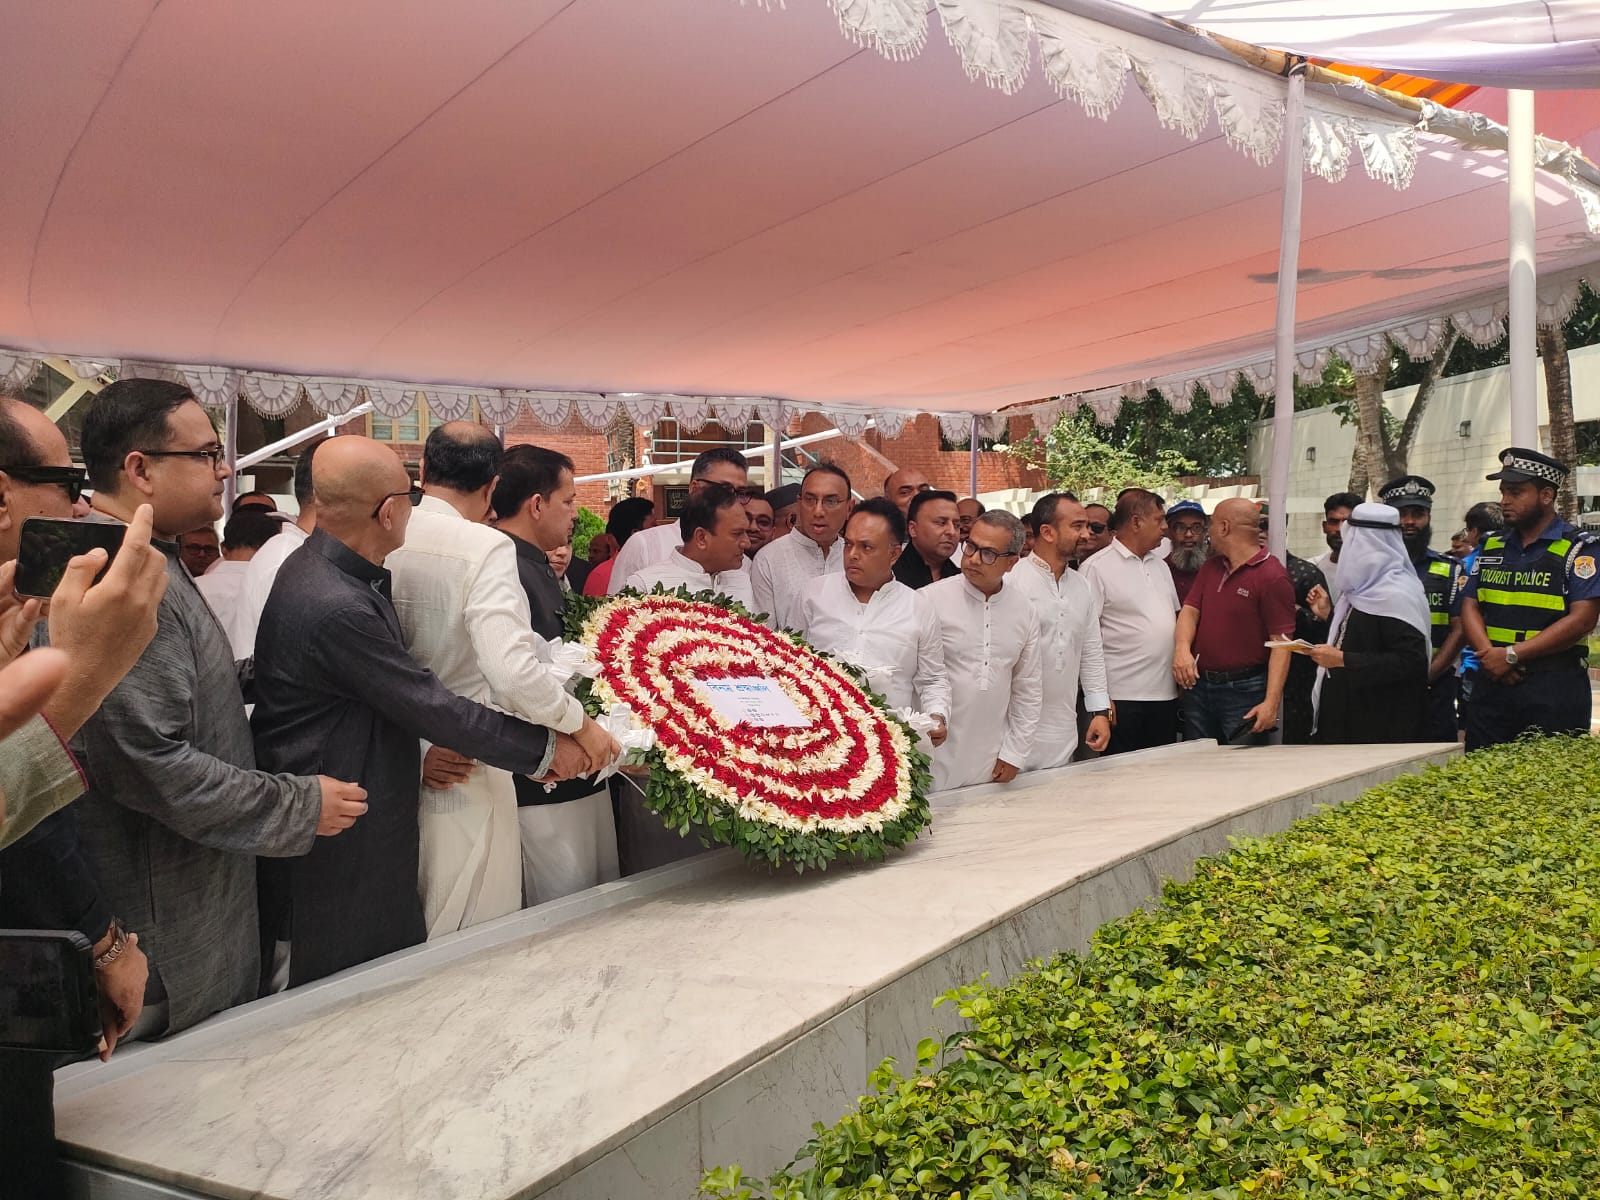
top-left (54, 741), bottom-right (1455, 1200)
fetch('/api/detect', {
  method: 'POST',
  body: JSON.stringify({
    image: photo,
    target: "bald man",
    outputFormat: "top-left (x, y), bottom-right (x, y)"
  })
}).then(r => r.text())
top-left (251, 436), bottom-right (586, 988)
top-left (883, 466), bottom-right (932, 516)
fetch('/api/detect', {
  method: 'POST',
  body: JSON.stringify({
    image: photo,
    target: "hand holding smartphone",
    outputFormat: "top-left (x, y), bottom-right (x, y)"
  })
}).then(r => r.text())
top-left (14, 518), bottom-right (126, 599)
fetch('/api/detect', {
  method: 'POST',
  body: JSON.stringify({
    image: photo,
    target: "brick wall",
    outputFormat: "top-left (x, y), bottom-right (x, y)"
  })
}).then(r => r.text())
top-left (797, 412), bottom-right (1047, 498)
top-left (501, 410), bottom-right (632, 513)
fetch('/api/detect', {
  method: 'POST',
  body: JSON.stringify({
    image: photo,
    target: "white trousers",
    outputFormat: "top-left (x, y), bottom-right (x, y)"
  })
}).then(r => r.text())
top-left (518, 787), bottom-right (620, 906)
top-left (419, 766), bottom-right (524, 939)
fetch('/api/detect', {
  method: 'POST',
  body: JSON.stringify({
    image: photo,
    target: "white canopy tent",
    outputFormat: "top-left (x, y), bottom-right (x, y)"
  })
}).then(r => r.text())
top-left (3, 0), bottom-right (1598, 535)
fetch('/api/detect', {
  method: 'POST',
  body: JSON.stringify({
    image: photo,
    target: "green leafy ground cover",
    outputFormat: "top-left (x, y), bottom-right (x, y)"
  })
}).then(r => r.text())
top-left (705, 737), bottom-right (1600, 1199)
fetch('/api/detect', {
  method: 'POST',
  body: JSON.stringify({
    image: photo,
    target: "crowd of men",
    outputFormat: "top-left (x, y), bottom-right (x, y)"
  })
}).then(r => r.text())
top-left (1, 379), bottom-right (1595, 1097)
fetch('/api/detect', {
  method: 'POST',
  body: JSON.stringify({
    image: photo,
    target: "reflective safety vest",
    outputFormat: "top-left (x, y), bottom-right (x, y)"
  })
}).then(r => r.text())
top-left (1472, 531), bottom-right (1583, 647)
top-left (1415, 553), bottom-right (1459, 652)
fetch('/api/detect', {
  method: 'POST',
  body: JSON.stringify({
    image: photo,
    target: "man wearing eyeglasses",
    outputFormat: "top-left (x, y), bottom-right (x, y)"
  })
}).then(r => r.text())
top-left (751, 463), bottom-right (852, 631)
top-left (68, 380), bottom-right (370, 1038)
top-left (923, 510), bottom-right (1042, 792)
top-left (607, 448), bottom-right (751, 594)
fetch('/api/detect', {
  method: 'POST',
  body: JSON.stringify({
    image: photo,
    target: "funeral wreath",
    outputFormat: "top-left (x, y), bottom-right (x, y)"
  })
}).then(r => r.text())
top-left (564, 587), bottom-right (933, 871)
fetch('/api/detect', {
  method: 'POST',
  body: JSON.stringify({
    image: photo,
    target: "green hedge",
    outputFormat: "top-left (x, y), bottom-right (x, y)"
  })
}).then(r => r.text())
top-left (705, 737), bottom-right (1600, 1199)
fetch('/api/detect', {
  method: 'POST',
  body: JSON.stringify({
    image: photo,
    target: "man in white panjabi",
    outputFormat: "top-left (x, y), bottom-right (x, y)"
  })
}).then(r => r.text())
top-left (386, 423), bottom-right (618, 937)
top-left (195, 508), bottom-right (281, 639)
top-left (229, 441), bottom-right (321, 661)
top-left (491, 444), bottom-right (624, 905)
top-left (607, 446), bottom-right (751, 593)
top-left (626, 484), bottom-right (755, 610)
top-left (1008, 492), bottom-right (1112, 771)
top-left (798, 498), bottom-right (949, 746)
top-left (923, 510), bottom-right (1043, 792)
top-left (751, 463), bottom-right (851, 630)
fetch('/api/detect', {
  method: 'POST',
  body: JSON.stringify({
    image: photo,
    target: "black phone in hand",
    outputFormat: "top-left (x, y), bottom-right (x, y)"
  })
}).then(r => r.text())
top-left (14, 518), bottom-right (125, 599)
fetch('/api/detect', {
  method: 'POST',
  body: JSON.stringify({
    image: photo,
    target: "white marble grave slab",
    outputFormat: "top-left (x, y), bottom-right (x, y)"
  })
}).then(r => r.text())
top-left (54, 742), bottom-right (1454, 1199)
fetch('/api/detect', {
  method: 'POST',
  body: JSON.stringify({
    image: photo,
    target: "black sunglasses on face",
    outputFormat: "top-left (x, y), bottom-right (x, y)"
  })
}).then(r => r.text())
top-left (371, 484), bottom-right (424, 520)
top-left (1085, 521), bottom-right (1107, 535)
top-left (0, 464), bottom-right (87, 503)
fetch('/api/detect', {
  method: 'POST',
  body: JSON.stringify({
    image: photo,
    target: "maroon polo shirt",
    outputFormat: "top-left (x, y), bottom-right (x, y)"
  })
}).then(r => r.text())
top-left (1185, 549), bottom-right (1296, 672)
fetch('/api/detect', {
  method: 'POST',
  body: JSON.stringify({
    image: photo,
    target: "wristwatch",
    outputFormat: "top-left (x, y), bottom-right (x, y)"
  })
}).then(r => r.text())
top-left (1505, 646), bottom-right (1519, 667)
top-left (1088, 708), bottom-right (1111, 718)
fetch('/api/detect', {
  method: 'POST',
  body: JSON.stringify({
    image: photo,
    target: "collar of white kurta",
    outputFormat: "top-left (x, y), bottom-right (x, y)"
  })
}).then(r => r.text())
top-left (960, 577), bottom-right (1004, 604)
top-left (667, 547), bottom-right (722, 584)
top-left (1023, 551), bottom-right (1075, 591)
top-left (416, 493), bottom-right (468, 520)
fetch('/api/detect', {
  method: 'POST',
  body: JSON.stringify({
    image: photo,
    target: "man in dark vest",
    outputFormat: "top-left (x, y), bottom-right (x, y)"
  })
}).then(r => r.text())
top-left (1459, 448), bottom-right (1600, 750)
top-left (491, 445), bottom-right (625, 897)
top-left (1379, 475), bottom-right (1466, 741)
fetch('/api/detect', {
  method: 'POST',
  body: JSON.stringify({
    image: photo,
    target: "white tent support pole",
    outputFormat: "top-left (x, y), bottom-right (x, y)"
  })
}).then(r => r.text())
top-left (1267, 67), bottom-right (1306, 562)
top-left (236, 402), bottom-right (374, 472)
top-left (222, 392), bottom-right (239, 513)
top-left (771, 406), bottom-right (783, 491)
top-left (1508, 88), bottom-right (1539, 449)
top-left (574, 422), bottom-right (866, 486)
top-left (968, 415), bottom-right (980, 497)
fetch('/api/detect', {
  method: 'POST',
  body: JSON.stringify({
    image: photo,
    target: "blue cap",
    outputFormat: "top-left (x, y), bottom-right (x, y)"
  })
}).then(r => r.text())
top-left (1166, 499), bottom-right (1205, 519)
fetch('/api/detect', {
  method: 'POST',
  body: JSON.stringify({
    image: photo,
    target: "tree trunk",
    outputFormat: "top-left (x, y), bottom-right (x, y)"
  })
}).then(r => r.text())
top-left (1350, 365), bottom-right (1391, 497)
top-left (1539, 321), bottom-right (1579, 521)
top-left (1390, 331), bottom-right (1458, 474)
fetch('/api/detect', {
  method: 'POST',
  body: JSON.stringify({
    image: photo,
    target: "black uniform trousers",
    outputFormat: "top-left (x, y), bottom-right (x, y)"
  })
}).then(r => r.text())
top-left (1464, 666), bottom-right (1590, 751)
top-left (1421, 674), bottom-right (1459, 743)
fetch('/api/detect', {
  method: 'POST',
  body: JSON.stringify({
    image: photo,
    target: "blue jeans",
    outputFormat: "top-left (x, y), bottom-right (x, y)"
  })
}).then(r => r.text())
top-left (1181, 672), bottom-right (1269, 745)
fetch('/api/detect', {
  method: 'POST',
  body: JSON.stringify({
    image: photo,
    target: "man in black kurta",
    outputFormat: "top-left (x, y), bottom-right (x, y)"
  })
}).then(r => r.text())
top-left (252, 437), bottom-right (578, 987)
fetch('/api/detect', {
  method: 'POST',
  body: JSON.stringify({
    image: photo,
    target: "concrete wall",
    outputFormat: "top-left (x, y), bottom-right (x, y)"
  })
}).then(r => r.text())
top-left (1247, 341), bottom-right (1600, 559)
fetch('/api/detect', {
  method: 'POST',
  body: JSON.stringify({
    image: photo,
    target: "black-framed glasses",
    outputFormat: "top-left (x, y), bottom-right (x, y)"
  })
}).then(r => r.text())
top-left (959, 539), bottom-right (1018, 566)
top-left (0, 464), bottom-right (87, 503)
top-left (371, 484), bottom-right (423, 520)
top-left (139, 445), bottom-right (227, 470)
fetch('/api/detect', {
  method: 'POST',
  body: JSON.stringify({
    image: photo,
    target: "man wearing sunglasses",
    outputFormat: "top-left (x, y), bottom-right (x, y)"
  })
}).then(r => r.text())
top-left (607, 448), bottom-right (751, 594)
top-left (923, 510), bottom-right (1042, 792)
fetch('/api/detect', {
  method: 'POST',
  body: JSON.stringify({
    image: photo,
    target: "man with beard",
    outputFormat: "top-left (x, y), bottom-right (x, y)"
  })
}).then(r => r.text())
top-left (1378, 475), bottom-right (1466, 742)
top-left (1312, 492), bottom-right (1361, 603)
top-left (894, 490), bottom-right (962, 588)
top-left (1164, 500), bottom-right (1208, 603)
top-left (1460, 449), bottom-right (1600, 749)
top-left (1076, 503), bottom-right (1112, 565)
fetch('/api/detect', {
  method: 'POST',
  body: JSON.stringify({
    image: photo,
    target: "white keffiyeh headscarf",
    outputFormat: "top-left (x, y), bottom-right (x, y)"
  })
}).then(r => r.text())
top-left (1312, 503), bottom-right (1430, 725)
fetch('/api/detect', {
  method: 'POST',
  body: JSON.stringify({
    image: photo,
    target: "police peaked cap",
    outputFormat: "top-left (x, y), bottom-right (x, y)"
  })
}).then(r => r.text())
top-left (1377, 474), bottom-right (1436, 510)
top-left (1486, 446), bottom-right (1569, 487)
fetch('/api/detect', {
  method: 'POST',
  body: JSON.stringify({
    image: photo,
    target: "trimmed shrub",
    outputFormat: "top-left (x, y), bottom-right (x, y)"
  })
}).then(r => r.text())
top-left (705, 737), bottom-right (1600, 1199)
top-left (571, 505), bottom-right (604, 560)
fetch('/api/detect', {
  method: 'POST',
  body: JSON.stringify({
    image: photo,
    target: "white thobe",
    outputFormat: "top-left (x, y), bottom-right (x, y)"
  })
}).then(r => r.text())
top-left (386, 497), bottom-right (587, 938)
top-left (1079, 537), bottom-right (1180, 702)
top-left (228, 522), bottom-right (309, 660)
top-left (626, 549), bottom-right (756, 611)
top-left (798, 573), bottom-right (950, 722)
top-left (1008, 554), bottom-right (1110, 771)
top-left (751, 531), bottom-right (844, 630)
top-left (194, 559), bottom-right (251, 639)
top-left (923, 576), bottom-right (1043, 793)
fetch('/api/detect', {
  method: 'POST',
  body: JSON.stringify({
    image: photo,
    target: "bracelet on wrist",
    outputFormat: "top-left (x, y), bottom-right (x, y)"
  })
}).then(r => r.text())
top-left (94, 919), bottom-right (130, 970)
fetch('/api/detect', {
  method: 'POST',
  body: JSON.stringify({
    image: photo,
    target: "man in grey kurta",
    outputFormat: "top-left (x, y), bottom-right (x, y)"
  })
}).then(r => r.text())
top-left (72, 380), bottom-right (366, 1036)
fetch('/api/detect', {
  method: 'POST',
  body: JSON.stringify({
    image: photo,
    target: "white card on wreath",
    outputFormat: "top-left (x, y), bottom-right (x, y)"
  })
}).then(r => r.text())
top-left (696, 677), bottom-right (811, 728)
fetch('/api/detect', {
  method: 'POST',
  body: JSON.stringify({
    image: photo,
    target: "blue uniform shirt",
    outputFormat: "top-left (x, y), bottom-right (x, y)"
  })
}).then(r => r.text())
top-left (1460, 515), bottom-right (1600, 649)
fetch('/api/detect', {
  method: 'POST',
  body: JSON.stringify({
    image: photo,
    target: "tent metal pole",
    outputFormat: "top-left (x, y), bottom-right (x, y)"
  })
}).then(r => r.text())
top-left (221, 392), bottom-right (239, 514)
top-left (771, 405), bottom-right (783, 491)
top-left (969, 415), bottom-right (980, 497)
top-left (1508, 88), bottom-right (1539, 448)
top-left (236, 402), bottom-right (374, 472)
top-left (1267, 67), bottom-right (1306, 563)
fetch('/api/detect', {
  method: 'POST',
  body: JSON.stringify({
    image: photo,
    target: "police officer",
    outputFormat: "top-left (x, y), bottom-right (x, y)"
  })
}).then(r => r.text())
top-left (1378, 475), bottom-right (1465, 741)
top-left (1459, 448), bottom-right (1600, 750)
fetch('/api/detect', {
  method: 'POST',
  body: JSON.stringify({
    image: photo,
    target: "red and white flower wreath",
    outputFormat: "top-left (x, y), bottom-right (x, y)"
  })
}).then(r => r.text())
top-left (569, 589), bottom-right (933, 870)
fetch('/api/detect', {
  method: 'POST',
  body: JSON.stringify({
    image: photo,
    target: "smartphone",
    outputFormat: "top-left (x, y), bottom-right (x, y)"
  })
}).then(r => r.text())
top-left (14, 517), bottom-right (125, 599)
top-left (0, 930), bottom-right (101, 1055)
top-left (1226, 717), bottom-right (1258, 744)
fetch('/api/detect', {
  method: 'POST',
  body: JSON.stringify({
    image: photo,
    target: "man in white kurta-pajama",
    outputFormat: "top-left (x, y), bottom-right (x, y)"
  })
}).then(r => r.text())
top-left (750, 464), bottom-right (852, 630)
top-left (1009, 551), bottom-right (1110, 770)
top-left (628, 549), bottom-right (756, 610)
top-left (923, 519), bottom-right (1043, 792)
top-left (388, 490), bottom-right (590, 937)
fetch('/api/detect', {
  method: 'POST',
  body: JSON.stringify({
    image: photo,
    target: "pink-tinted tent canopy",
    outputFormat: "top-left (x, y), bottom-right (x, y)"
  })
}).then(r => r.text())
top-left (2, 0), bottom-right (1598, 430)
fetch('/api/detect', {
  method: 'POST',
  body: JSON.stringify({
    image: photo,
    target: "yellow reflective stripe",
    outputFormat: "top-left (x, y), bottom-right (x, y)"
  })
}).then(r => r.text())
top-left (1550, 538), bottom-right (1572, 558)
top-left (1475, 587), bottom-right (1566, 611)
top-left (1485, 535), bottom-right (1505, 551)
top-left (1485, 625), bottom-right (1529, 645)
top-left (1428, 561), bottom-right (1451, 576)
top-left (1430, 611), bottom-right (1449, 625)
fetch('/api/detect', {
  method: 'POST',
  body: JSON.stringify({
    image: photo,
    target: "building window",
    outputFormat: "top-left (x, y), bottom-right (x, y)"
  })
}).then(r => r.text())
top-left (369, 393), bottom-right (476, 443)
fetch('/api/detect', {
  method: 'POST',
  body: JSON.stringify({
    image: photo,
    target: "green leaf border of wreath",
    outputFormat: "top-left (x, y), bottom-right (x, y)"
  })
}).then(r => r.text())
top-left (565, 584), bottom-right (934, 874)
